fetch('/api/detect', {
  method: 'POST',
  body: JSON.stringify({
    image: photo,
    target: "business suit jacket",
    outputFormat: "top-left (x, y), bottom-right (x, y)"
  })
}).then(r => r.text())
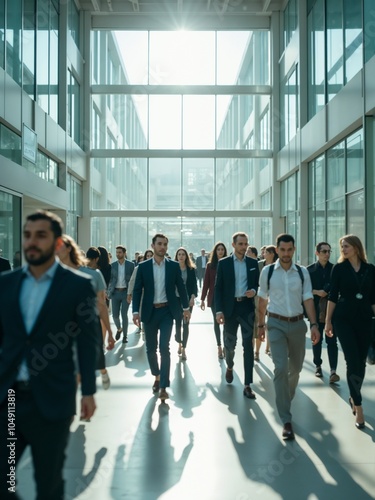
top-left (200, 262), bottom-right (216, 307)
top-left (107, 259), bottom-right (135, 298)
top-left (133, 258), bottom-right (189, 323)
top-left (0, 257), bottom-right (11, 273)
top-left (215, 255), bottom-right (260, 318)
top-left (184, 267), bottom-right (198, 300)
top-left (0, 263), bottom-right (101, 421)
top-left (328, 260), bottom-right (375, 321)
top-left (195, 255), bottom-right (207, 279)
top-left (307, 260), bottom-right (333, 319)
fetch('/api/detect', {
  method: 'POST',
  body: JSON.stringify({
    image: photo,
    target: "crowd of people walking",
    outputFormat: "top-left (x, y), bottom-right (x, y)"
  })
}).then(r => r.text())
top-left (1, 208), bottom-right (375, 499)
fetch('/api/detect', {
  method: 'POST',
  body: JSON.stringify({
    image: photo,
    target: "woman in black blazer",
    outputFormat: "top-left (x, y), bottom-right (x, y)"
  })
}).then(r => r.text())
top-left (325, 235), bottom-right (375, 429)
top-left (174, 247), bottom-right (198, 360)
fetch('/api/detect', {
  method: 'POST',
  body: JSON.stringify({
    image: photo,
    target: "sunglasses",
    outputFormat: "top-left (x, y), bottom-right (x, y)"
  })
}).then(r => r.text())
top-left (319, 249), bottom-right (331, 254)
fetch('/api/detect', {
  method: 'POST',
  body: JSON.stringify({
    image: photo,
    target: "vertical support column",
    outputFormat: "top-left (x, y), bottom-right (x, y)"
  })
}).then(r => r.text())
top-left (78, 9), bottom-right (92, 250)
top-left (298, 0), bottom-right (309, 265)
top-left (271, 11), bottom-right (284, 239)
top-left (364, 116), bottom-right (375, 262)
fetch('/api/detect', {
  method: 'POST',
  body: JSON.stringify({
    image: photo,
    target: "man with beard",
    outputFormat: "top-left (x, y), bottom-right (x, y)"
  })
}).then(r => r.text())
top-left (257, 233), bottom-right (320, 440)
top-left (132, 234), bottom-right (190, 401)
top-left (0, 210), bottom-right (100, 499)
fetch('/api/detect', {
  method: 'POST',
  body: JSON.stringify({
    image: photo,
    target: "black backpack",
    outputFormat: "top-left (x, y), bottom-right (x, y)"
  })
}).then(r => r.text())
top-left (267, 263), bottom-right (304, 288)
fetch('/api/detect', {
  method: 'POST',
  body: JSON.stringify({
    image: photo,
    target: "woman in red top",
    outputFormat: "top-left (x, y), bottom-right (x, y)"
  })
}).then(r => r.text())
top-left (200, 242), bottom-right (228, 359)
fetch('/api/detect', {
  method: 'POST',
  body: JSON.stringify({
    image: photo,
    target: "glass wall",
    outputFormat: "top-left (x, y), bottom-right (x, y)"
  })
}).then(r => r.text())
top-left (68, 0), bottom-right (80, 49)
top-left (23, 0), bottom-right (36, 99)
top-left (67, 69), bottom-right (80, 146)
top-left (308, 128), bottom-right (364, 262)
top-left (66, 174), bottom-right (82, 240)
top-left (283, 0), bottom-right (298, 50)
top-left (91, 216), bottom-right (271, 265)
top-left (0, 0), bottom-right (4, 69)
top-left (280, 66), bottom-right (298, 148)
top-left (6, 0), bottom-right (22, 86)
top-left (0, 190), bottom-right (21, 268)
top-left (90, 29), bottom-right (272, 247)
top-left (308, 0), bottom-right (325, 120)
top-left (364, 0), bottom-right (375, 63)
top-left (37, 0), bottom-right (59, 121)
top-left (308, 0), bottom-right (364, 120)
top-left (0, 124), bottom-right (22, 165)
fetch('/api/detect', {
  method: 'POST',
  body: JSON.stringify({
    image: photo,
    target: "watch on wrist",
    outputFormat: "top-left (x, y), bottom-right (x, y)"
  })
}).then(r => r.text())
top-left (310, 322), bottom-right (318, 328)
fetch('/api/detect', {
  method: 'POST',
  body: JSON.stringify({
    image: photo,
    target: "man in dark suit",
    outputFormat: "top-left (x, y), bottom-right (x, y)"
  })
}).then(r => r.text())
top-left (107, 245), bottom-right (135, 343)
top-left (0, 210), bottom-right (100, 499)
top-left (215, 232), bottom-right (260, 399)
top-left (307, 241), bottom-right (338, 382)
top-left (0, 256), bottom-right (11, 273)
top-left (195, 249), bottom-right (207, 288)
top-left (132, 233), bottom-right (190, 401)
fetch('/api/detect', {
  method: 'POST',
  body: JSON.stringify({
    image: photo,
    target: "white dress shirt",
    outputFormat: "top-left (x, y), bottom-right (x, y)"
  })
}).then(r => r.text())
top-left (116, 261), bottom-right (126, 288)
top-left (257, 260), bottom-right (313, 317)
top-left (153, 258), bottom-right (168, 303)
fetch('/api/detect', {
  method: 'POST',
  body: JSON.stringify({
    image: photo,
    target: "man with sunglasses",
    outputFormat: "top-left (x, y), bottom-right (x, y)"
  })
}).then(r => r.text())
top-left (307, 242), bottom-right (339, 383)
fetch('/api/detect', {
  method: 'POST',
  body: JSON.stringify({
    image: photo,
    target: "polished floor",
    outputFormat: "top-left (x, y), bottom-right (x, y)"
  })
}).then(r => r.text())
top-left (16, 305), bottom-right (375, 499)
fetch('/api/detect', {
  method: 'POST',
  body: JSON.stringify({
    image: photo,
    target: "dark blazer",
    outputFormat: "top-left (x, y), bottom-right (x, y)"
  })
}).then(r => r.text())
top-left (200, 262), bottom-right (216, 307)
top-left (195, 255), bottom-right (207, 279)
top-left (307, 260), bottom-right (333, 319)
top-left (0, 257), bottom-right (11, 273)
top-left (184, 267), bottom-right (198, 299)
top-left (132, 258), bottom-right (189, 323)
top-left (328, 260), bottom-right (375, 321)
top-left (107, 259), bottom-right (135, 298)
top-left (215, 255), bottom-right (259, 318)
top-left (0, 263), bottom-right (101, 420)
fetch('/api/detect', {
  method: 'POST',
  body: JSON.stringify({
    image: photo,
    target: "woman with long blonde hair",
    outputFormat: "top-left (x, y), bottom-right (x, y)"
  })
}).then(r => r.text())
top-left (325, 235), bottom-right (375, 429)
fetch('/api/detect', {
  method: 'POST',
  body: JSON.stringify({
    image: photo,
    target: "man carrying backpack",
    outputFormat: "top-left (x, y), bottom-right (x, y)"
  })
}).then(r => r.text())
top-left (257, 233), bottom-right (320, 440)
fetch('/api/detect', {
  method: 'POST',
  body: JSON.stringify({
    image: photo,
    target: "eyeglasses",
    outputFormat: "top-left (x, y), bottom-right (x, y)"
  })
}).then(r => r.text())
top-left (319, 250), bottom-right (331, 254)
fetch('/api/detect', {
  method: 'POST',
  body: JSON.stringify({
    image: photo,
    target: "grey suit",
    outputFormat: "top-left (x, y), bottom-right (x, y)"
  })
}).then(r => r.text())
top-left (108, 260), bottom-right (135, 338)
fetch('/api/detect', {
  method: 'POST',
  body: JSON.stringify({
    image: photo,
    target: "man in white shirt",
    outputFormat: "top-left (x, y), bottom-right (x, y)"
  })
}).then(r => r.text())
top-left (196, 249), bottom-right (207, 288)
top-left (257, 233), bottom-right (320, 440)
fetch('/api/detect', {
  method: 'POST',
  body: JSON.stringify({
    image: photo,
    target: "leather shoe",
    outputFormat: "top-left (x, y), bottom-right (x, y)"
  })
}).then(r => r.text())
top-left (243, 386), bottom-right (256, 399)
top-left (152, 380), bottom-right (160, 392)
top-left (115, 329), bottom-right (122, 340)
top-left (282, 422), bottom-right (295, 440)
top-left (225, 368), bottom-right (233, 383)
top-left (159, 389), bottom-right (169, 402)
top-left (122, 335), bottom-right (128, 344)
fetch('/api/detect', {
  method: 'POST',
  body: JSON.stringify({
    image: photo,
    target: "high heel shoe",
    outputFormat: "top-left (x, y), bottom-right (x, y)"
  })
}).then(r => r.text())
top-left (355, 405), bottom-right (365, 429)
top-left (349, 398), bottom-right (356, 415)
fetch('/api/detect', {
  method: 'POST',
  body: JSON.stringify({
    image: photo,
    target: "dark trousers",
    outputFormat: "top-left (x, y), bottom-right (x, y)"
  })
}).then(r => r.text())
top-left (312, 321), bottom-right (338, 370)
top-left (211, 304), bottom-right (223, 346)
top-left (0, 389), bottom-right (71, 500)
top-left (111, 289), bottom-right (130, 335)
top-left (175, 306), bottom-right (193, 348)
top-left (224, 301), bottom-right (254, 385)
top-left (144, 306), bottom-right (174, 388)
top-left (334, 317), bottom-right (372, 406)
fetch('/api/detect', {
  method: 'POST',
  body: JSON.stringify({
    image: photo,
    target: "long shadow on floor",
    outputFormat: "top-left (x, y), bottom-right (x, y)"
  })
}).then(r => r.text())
top-left (110, 397), bottom-right (194, 500)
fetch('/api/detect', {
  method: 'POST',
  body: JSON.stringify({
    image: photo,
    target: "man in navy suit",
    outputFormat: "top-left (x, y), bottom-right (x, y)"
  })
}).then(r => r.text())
top-left (215, 232), bottom-right (260, 399)
top-left (0, 210), bottom-right (100, 499)
top-left (107, 245), bottom-right (135, 343)
top-left (132, 234), bottom-right (190, 401)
